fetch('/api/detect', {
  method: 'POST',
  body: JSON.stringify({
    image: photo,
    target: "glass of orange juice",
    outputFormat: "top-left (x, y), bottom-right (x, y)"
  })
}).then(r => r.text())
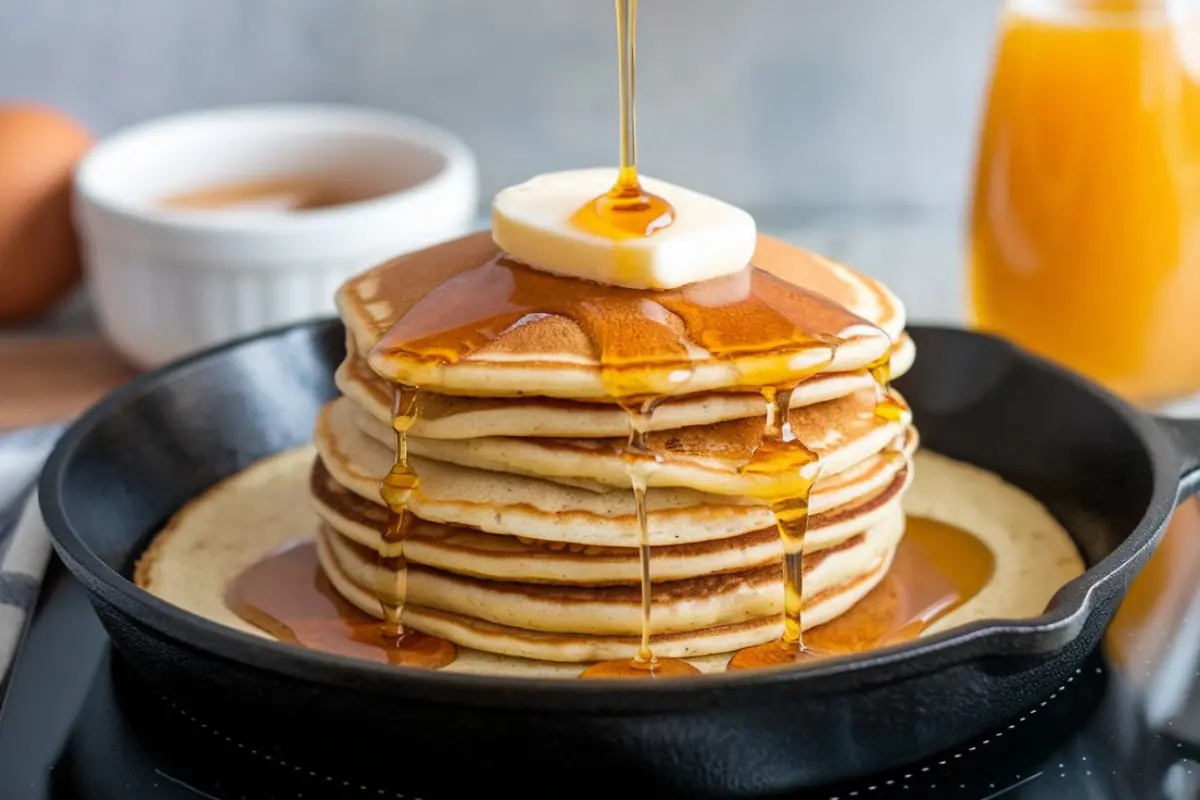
top-left (968, 0), bottom-right (1200, 405)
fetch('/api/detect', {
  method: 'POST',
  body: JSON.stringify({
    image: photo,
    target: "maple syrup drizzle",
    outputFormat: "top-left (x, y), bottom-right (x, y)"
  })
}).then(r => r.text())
top-left (583, 0), bottom-right (712, 674)
top-left (572, 0), bottom-right (675, 241)
top-left (726, 383), bottom-right (828, 670)
top-left (868, 350), bottom-right (906, 423)
top-left (372, 385), bottom-right (456, 668)
top-left (214, 0), bottom-right (913, 678)
top-left (224, 515), bottom-right (995, 670)
top-left (866, 349), bottom-right (909, 478)
top-left (580, 399), bottom-right (700, 678)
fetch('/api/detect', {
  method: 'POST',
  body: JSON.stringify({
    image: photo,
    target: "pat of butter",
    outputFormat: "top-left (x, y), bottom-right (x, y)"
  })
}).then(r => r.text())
top-left (491, 168), bottom-right (756, 290)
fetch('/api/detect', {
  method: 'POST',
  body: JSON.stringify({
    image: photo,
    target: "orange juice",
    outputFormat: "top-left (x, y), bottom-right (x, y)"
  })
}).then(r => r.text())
top-left (969, 0), bottom-right (1200, 403)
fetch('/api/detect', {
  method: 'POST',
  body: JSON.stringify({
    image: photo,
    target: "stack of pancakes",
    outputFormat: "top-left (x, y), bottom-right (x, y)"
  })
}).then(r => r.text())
top-left (311, 231), bottom-right (918, 663)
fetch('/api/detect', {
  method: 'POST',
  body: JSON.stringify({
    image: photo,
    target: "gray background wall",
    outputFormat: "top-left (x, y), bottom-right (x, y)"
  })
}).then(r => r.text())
top-left (3, 0), bottom-right (1004, 216)
top-left (2, 0), bottom-right (1011, 326)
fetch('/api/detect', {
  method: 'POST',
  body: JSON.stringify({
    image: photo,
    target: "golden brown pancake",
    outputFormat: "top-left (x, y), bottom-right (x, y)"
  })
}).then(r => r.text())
top-left (337, 232), bottom-right (907, 399)
top-left (313, 399), bottom-right (918, 547)
top-left (319, 507), bottom-right (903, 637)
top-left (317, 526), bottom-right (896, 660)
top-left (335, 330), bottom-right (916, 440)
top-left (345, 385), bottom-right (911, 496)
top-left (310, 453), bottom-right (912, 583)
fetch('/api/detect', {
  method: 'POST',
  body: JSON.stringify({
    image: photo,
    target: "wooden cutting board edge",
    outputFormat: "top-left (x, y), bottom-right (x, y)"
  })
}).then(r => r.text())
top-left (0, 335), bottom-right (139, 430)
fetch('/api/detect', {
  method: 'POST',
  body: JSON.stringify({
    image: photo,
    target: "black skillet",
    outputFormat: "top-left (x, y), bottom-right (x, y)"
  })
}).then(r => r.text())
top-left (36, 319), bottom-right (1200, 798)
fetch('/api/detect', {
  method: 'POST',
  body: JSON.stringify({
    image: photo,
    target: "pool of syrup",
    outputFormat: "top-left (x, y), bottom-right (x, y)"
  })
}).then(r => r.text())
top-left (158, 174), bottom-right (387, 213)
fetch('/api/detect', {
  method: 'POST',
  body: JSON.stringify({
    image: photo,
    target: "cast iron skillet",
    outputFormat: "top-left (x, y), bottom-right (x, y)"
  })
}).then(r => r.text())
top-left (37, 319), bottom-right (1200, 798)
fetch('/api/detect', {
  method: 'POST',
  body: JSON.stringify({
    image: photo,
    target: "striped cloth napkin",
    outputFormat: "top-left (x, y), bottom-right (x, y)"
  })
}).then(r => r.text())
top-left (0, 425), bottom-right (62, 690)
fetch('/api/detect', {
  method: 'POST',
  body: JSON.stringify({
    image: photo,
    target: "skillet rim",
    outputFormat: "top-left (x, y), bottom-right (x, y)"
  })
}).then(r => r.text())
top-left (37, 318), bottom-right (1180, 712)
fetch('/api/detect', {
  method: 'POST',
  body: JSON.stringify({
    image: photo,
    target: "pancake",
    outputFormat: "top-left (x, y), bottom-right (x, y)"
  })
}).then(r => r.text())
top-left (320, 507), bottom-right (903, 637)
top-left (359, 601), bottom-right (789, 666)
top-left (338, 231), bottom-right (907, 399)
top-left (335, 330), bottom-right (916, 440)
top-left (134, 445), bottom-right (1084, 674)
top-left (348, 386), bottom-right (910, 495)
top-left (318, 526), bottom-right (895, 659)
top-left (322, 387), bottom-right (911, 499)
top-left (311, 455), bottom-right (911, 583)
top-left (314, 398), bottom-right (918, 547)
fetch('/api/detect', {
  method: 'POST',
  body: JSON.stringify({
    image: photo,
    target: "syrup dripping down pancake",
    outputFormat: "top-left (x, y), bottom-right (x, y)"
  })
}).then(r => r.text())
top-left (318, 386), bottom-right (913, 499)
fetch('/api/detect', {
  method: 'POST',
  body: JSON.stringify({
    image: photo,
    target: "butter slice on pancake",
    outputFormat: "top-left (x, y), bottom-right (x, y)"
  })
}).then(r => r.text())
top-left (310, 454), bottom-right (911, 583)
top-left (134, 447), bottom-right (1085, 674)
top-left (335, 329), bottom-right (916, 440)
top-left (338, 232), bottom-right (904, 399)
top-left (314, 397), bottom-right (917, 547)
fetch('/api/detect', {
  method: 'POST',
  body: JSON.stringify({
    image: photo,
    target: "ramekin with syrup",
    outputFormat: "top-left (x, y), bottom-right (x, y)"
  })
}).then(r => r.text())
top-left (74, 104), bottom-right (478, 367)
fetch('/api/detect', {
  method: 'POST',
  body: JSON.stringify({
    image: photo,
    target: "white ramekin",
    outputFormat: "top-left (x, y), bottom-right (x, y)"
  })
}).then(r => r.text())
top-left (73, 103), bottom-right (479, 368)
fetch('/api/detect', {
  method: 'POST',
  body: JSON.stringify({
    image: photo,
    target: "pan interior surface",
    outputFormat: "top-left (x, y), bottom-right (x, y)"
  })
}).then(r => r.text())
top-left (893, 328), bottom-right (1156, 569)
top-left (50, 323), bottom-right (346, 578)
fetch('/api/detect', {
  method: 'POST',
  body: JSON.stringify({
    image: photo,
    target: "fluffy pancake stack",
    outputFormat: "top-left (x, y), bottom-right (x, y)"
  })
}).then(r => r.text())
top-left (311, 231), bottom-right (918, 663)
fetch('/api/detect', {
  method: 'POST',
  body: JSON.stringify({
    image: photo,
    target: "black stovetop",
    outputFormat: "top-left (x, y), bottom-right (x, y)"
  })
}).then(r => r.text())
top-left (7, 505), bottom-right (1200, 800)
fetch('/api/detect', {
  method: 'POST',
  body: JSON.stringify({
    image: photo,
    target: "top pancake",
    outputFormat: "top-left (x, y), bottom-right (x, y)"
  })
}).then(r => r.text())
top-left (337, 231), bottom-right (907, 399)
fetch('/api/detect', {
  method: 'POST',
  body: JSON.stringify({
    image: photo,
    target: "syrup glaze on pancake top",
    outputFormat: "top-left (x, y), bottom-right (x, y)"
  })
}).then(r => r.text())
top-left (339, 231), bottom-right (905, 400)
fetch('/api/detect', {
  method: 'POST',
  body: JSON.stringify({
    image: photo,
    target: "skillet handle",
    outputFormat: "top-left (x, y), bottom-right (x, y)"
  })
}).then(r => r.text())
top-left (1155, 415), bottom-right (1200, 498)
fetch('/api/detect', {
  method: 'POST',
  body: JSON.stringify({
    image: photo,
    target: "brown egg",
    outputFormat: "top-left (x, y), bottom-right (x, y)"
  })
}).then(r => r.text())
top-left (0, 104), bottom-right (93, 324)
